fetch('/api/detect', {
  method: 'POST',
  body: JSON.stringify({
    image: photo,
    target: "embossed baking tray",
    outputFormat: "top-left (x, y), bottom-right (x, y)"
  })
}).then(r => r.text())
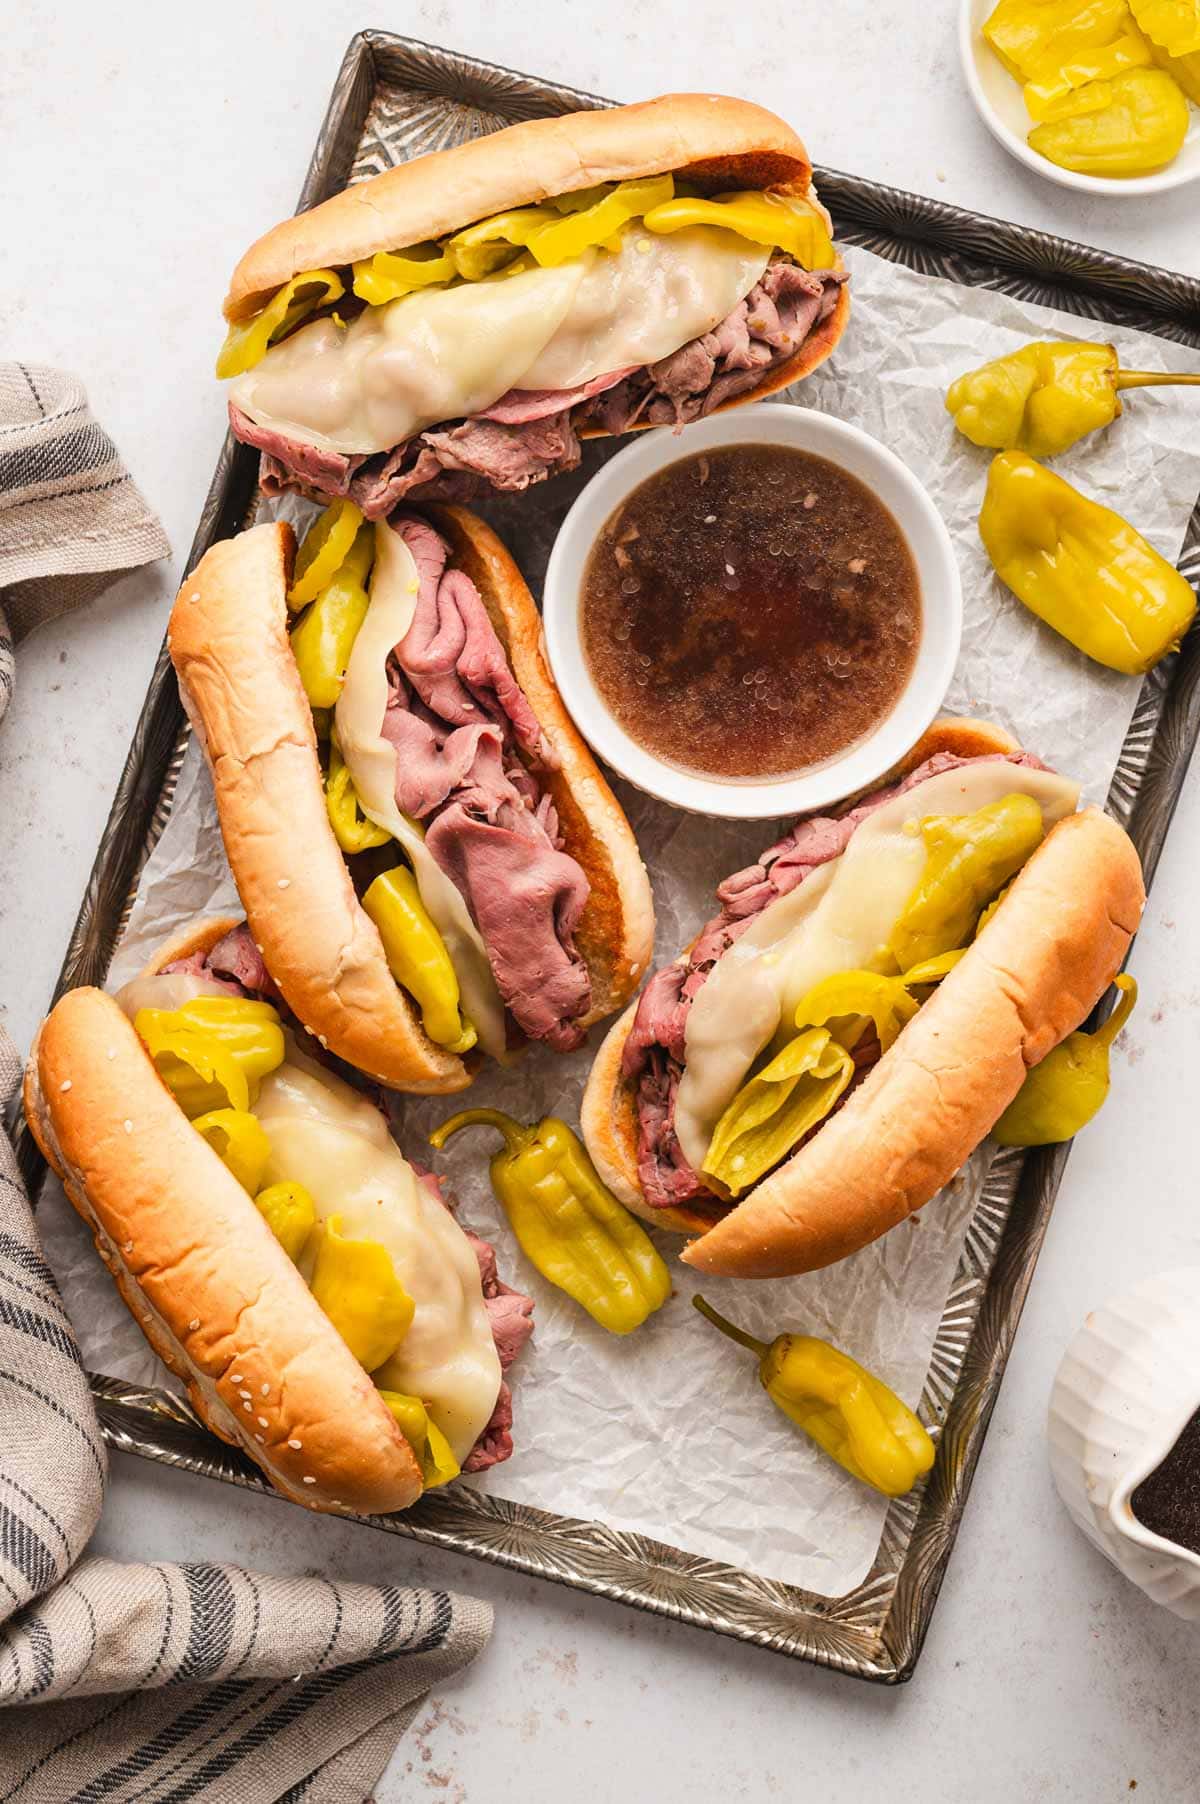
top-left (18, 31), bottom-right (1200, 1683)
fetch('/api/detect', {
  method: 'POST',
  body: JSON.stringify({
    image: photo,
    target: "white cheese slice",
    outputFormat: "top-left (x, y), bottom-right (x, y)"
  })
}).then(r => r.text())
top-left (231, 258), bottom-right (589, 455)
top-left (229, 225), bottom-right (770, 456)
top-left (335, 523), bottom-right (508, 1061)
top-left (114, 971), bottom-right (237, 1017)
top-left (520, 225), bottom-right (769, 391)
top-left (253, 1037), bottom-right (501, 1464)
top-left (674, 762), bottom-right (1082, 1172)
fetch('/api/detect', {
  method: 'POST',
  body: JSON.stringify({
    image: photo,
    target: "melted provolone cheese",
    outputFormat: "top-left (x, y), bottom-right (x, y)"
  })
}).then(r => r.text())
top-left (520, 225), bottom-right (768, 391)
top-left (674, 763), bottom-right (1082, 1172)
top-left (231, 259), bottom-right (588, 455)
top-left (114, 970), bottom-right (236, 1017)
top-left (335, 524), bottom-right (508, 1061)
top-left (254, 1037), bottom-right (501, 1463)
top-left (229, 226), bottom-right (770, 456)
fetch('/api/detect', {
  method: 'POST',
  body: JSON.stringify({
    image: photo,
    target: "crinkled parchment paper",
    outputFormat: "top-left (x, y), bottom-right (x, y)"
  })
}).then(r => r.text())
top-left (35, 245), bottom-right (1200, 1597)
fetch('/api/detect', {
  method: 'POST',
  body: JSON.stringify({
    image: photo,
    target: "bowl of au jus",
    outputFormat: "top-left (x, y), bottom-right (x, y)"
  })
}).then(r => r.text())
top-left (542, 404), bottom-right (963, 819)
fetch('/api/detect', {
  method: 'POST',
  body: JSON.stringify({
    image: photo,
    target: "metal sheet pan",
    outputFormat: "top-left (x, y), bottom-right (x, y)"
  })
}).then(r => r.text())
top-left (18, 30), bottom-right (1200, 1682)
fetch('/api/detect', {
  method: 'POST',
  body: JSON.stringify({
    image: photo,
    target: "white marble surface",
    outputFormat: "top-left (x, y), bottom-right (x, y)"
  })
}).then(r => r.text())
top-left (3, 4), bottom-right (1200, 1797)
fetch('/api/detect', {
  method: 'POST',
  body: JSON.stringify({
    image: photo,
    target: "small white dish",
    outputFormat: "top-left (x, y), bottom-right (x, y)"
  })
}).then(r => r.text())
top-left (541, 404), bottom-right (962, 820)
top-left (960, 0), bottom-right (1200, 198)
top-left (1047, 1268), bottom-right (1200, 1621)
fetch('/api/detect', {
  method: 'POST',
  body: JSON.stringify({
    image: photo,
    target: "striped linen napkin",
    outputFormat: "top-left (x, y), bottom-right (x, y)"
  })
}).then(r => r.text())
top-left (0, 1023), bottom-right (491, 1798)
top-left (0, 362), bottom-right (171, 726)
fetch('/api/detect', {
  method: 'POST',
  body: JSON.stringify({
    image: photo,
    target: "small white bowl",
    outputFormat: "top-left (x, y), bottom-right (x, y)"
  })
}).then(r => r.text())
top-left (542, 404), bottom-right (962, 820)
top-left (960, 0), bottom-right (1200, 197)
top-left (1047, 1268), bottom-right (1200, 1620)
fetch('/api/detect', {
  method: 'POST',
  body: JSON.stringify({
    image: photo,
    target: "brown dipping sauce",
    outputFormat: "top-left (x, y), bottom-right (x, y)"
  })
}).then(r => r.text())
top-left (1131, 1406), bottom-right (1200, 1556)
top-left (581, 445), bottom-right (922, 783)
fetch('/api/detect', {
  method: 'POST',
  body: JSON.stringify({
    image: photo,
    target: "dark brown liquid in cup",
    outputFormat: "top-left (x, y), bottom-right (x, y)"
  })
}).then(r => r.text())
top-left (1131, 1405), bottom-right (1200, 1556)
top-left (580, 445), bottom-right (922, 783)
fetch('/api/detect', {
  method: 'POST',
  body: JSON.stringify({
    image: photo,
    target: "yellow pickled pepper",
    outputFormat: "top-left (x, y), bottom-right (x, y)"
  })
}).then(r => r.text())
top-left (947, 340), bottom-right (1200, 460)
top-left (993, 974), bottom-right (1137, 1144)
top-left (362, 868), bottom-right (476, 1054)
top-left (979, 452), bottom-right (1197, 674)
top-left (692, 1297), bottom-right (935, 1498)
top-left (430, 1109), bottom-right (671, 1334)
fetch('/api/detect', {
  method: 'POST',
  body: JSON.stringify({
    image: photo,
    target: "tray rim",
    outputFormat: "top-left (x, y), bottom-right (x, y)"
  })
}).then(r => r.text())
top-left (19, 27), bottom-right (1200, 1686)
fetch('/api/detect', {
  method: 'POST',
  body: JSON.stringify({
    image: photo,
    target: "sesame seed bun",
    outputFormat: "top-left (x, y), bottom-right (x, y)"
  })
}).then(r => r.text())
top-left (22, 917), bottom-right (426, 1516)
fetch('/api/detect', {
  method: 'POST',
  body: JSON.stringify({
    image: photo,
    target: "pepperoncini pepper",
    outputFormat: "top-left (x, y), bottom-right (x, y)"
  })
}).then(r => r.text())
top-left (643, 191), bottom-right (837, 270)
top-left (362, 868), bottom-right (476, 1055)
top-left (377, 1390), bottom-right (460, 1489)
top-left (1147, 34), bottom-right (1200, 100)
top-left (702, 1029), bottom-right (855, 1197)
top-left (429, 1110), bottom-right (671, 1334)
top-left (946, 340), bottom-right (1200, 460)
top-left (692, 1298), bottom-right (935, 1498)
top-left (706, 954), bottom-right (974, 1196)
top-left (289, 498), bottom-right (368, 610)
top-left (993, 974), bottom-right (1137, 1145)
top-left (1130, 0), bottom-right (1200, 56)
top-left (351, 244), bottom-right (458, 306)
top-left (979, 451), bottom-right (1197, 674)
top-left (792, 970), bottom-right (921, 1054)
top-left (192, 1107), bottom-right (273, 1196)
top-left (289, 524), bottom-right (375, 711)
top-left (901, 948), bottom-right (968, 985)
top-left (447, 206), bottom-right (564, 280)
top-left (309, 1216), bottom-right (415, 1373)
top-left (984, 0), bottom-right (1132, 82)
top-left (216, 269), bottom-right (345, 379)
top-left (253, 1180), bottom-right (318, 1262)
top-left (134, 998), bottom-right (286, 1117)
top-left (1023, 26), bottom-right (1154, 119)
top-left (1028, 67), bottom-right (1189, 174)
top-left (325, 733), bottom-right (391, 852)
top-left (890, 794), bottom-right (1047, 971)
top-left (524, 175), bottom-right (675, 266)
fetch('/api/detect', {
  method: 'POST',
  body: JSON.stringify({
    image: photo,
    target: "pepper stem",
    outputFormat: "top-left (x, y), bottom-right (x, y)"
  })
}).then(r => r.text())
top-left (1115, 370), bottom-right (1200, 391)
top-left (1094, 973), bottom-right (1137, 1051)
top-left (428, 1107), bottom-right (529, 1156)
top-left (692, 1294), bottom-right (770, 1359)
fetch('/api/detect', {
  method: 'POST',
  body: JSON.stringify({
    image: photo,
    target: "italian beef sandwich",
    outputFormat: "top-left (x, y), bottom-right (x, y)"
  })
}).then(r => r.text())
top-left (169, 511), bottom-right (653, 1094)
top-left (218, 94), bottom-right (849, 511)
top-left (582, 717), bottom-right (1145, 1279)
top-left (24, 917), bottom-right (535, 1515)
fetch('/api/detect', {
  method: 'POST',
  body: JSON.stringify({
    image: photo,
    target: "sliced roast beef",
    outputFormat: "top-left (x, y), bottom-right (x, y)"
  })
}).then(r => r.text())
top-left (231, 405), bottom-right (359, 496)
top-left (232, 260), bottom-right (847, 510)
top-left (206, 923), bottom-right (274, 997)
top-left (625, 750), bottom-right (1046, 1209)
top-left (419, 412), bottom-right (582, 490)
top-left (157, 948), bottom-right (244, 995)
top-left (479, 367), bottom-right (634, 425)
top-left (163, 922), bottom-right (274, 999)
top-left (587, 265), bottom-right (846, 433)
top-left (426, 799), bottom-right (590, 1052)
top-left (386, 513), bottom-right (592, 1051)
top-left (391, 518), bottom-right (546, 756)
top-left (463, 1382), bottom-right (515, 1473)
